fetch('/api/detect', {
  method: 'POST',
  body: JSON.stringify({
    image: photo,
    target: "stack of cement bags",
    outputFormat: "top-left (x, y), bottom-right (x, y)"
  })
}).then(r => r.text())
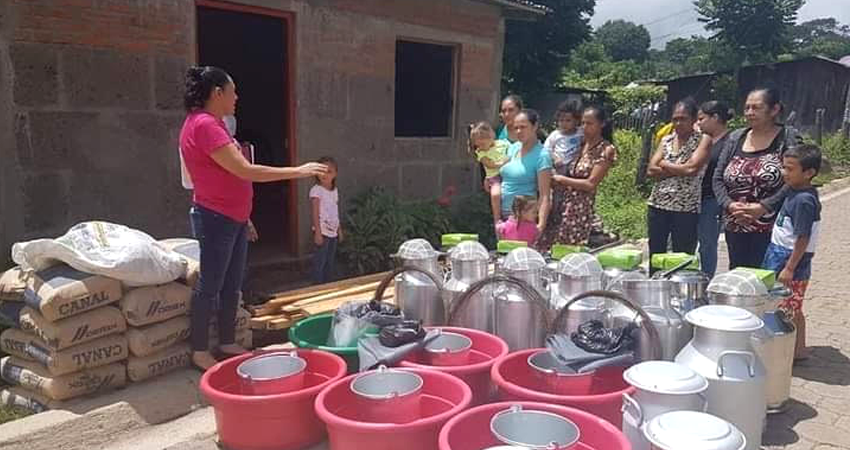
top-left (0, 265), bottom-right (128, 403)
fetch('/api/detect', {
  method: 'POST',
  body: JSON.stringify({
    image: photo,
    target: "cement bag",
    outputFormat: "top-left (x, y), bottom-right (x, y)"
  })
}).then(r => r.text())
top-left (23, 264), bottom-right (122, 322)
top-left (3, 329), bottom-right (127, 376)
top-left (1, 386), bottom-right (53, 413)
top-left (0, 301), bottom-right (25, 327)
top-left (127, 315), bottom-right (191, 357)
top-left (209, 307), bottom-right (251, 338)
top-left (209, 329), bottom-right (253, 350)
top-left (159, 238), bottom-right (199, 287)
top-left (11, 221), bottom-right (187, 287)
top-left (0, 356), bottom-right (126, 401)
top-left (0, 267), bottom-right (29, 301)
top-left (19, 306), bottom-right (126, 350)
top-left (120, 282), bottom-right (191, 327)
top-left (126, 342), bottom-right (191, 382)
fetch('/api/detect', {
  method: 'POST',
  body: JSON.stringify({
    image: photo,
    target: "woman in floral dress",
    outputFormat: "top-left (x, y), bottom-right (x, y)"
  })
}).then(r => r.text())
top-left (537, 106), bottom-right (617, 249)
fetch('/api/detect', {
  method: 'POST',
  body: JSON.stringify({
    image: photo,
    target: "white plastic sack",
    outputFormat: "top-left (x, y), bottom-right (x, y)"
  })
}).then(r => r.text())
top-left (11, 222), bottom-right (187, 287)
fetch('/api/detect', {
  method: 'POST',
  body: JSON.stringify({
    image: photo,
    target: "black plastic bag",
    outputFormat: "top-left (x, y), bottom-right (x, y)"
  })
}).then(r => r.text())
top-left (327, 300), bottom-right (403, 347)
top-left (379, 320), bottom-right (425, 347)
top-left (570, 319), bottom-right (637, 355)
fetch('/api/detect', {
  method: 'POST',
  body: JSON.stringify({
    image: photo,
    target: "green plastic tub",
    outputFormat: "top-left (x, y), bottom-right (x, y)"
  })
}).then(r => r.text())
top-left (288, 314), bottom-right (360, 373)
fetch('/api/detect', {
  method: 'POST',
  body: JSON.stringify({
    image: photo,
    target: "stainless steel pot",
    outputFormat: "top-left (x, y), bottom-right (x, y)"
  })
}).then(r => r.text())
top-left (422, 330), bottom-right (473, 366)
top-left (450, 275), bottom-right (551, 351)
top-left (643, 410), bottom-right (747, 450)
top-left (350, 365), bottom-right (423, 424)
top-left (527, 349), bottom-right (595, 395)
top-left (621, 361), bottom-right (708, 450)
top-left (443, 242), bottom-right (492, 332)
top-left (551, 274), bottom-right (608, 334)
top-left (236, 351), bottom-right (306, 395)
top-left (674, 305), bottom-right (766, 450)
top-left (618, 279), bottom-right (693, 361)
top-left (667, 270), bottom-right (710, 310)
top-left (490, 404), bottom-right (581, 449)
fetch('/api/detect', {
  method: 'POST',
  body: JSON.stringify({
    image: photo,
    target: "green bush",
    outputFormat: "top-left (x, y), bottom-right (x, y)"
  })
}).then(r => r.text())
top-left (596, 129), bottom-right (650, 239)
top-left (339, 187), bottom-right (451, 275)
top-left (447, 192), bottom-right (498, 250)
top-left (608, 85), bottom-right (667, 116)
top-left (822, 131), bottom-right (850, 168)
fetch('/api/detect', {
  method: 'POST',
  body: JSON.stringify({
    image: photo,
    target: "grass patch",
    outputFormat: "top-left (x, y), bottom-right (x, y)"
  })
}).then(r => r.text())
top-left (0, 404), bottom-right (31, 425)
top-left (596, 130), bottom-right (650, 239)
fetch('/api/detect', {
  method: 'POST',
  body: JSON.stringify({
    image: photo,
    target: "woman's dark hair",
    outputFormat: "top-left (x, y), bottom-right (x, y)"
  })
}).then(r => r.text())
top-left (511, 195), bottom-right (537, 221)
top-left (316, 156), bottom-right (338, 188)
top-left (183, 66), bottom-right (232, 111)
top-left (516, 108), bottom-right (540, 127)
top-left (674, 97), bottom-right (699, 119)
top-left (502, 94), bottom-right (524, 110)
top-left (749, 86), bottom-right (783, 114)
top-left (699, 100), bottom-right (734, 124)
top-left (555, 100), bottom-right (582, 121)
top-left (584, 106), bottom-right (614, 142)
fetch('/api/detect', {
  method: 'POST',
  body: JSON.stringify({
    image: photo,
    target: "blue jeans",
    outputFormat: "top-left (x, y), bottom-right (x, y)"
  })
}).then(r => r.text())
top-left (311, 236), bottom-right (338, 284)
top-left (189, 205), bottom-right (247, 351)
top-left (697, 196), bottom-right (721, 277)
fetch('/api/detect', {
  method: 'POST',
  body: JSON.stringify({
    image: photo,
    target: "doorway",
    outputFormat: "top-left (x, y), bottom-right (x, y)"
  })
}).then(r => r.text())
top-left (196, 3), bottom-right (295, 261)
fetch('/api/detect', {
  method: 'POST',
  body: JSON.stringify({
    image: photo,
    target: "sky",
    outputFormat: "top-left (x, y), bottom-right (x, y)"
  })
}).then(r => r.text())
top-left (590, 0), bottom-right (850, 49)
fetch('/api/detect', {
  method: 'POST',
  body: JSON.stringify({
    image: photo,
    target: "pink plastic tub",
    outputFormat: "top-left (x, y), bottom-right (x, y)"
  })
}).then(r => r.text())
top-left (491, 348), bottom-right (635, 428)
top-left (399, 326), bottom-right (509, 405)
top-left (315, 367), bottom-right (473, 450)
top-left (438, 401), bottom-right (631, 450)
top-left (200, 349), bottom-right (347, 450)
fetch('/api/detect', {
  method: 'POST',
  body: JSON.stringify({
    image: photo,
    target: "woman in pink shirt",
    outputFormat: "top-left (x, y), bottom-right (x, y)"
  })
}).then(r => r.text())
top-left (180, 66), bottom-right (327, 370)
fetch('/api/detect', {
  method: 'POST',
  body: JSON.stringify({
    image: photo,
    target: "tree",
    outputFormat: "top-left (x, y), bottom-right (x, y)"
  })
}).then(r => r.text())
top-left (595, 20), bottom-right (652, 62)
top-left (503, 0), bottom-right (596, 95)
top-left (790, 18), bottom-right (850, 59)
top-left (695, 0), bottom-right (805, 64)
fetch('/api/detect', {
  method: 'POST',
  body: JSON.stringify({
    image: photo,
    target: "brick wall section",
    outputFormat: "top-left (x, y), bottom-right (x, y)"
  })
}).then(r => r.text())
top-left (0, 0), bottom-right (195, 255)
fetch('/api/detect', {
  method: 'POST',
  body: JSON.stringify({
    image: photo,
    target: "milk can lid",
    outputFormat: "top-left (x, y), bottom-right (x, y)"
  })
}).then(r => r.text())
top-left (448, 240), bottom-right (489, 262)
top-left (623, 361), bottom-right (708, 395)
top-left (644, 411), bottom-right (746, 450)
top-left (503, 247), bottom-right (546, 271)
top-left (707, 270), bottom-right (768, 296)
top-left (685, 305), bottom-right (763, 332)
top-left (556, 252), bottom-right (603, 277)
top-left (397, 238), bottom-right (439, 260)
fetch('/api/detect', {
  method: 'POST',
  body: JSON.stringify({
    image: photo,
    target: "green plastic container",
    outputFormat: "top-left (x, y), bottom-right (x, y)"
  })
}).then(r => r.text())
top-left (736, 267), bottom-right (777, 289)
top-left (288, 314), bottom-right (359, 373)
top-left (441, 233), bottom-right (479, 249)
top-left (550, 244), bottom-right (589, 261)
top-left (597, 248), bottom-right (643, 270)
top-left (650, 252), bottom-right (699, 270)
top-left (497, 240), bottom-right (527, 254)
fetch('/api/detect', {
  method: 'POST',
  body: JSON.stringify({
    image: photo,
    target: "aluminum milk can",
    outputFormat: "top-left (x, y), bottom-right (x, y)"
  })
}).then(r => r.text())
top-left (621, 361), bottom-right (708, 450)
top-left (675, 305), bottom-right (766, 450)
top-left (494, 248), bottom-right (552, 351)
top-left (619, 279), bottom-right (693, 361)
top-left (643, 410), bottom-right (747, 450)
top-left (394, 239), bottom-right (445, 326)
top-left (443, 241), bottom-right (493, 332)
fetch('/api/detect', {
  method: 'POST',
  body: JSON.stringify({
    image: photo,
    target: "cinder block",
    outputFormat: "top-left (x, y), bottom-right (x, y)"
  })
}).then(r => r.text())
top-left (21, 169), bottom-right (70, 232)
top-left (62, 47), bottom-right (150, 109)
top-left (155, 55), bottom-right (189, 111)
top-left (10, 43), bottom-right (59, 107)
top-left (401, 163), bottom-right (440, 199)
top-left (441, 163), bottom-right (475, 195)
top-left (26, 111), bottom-right (99, 170)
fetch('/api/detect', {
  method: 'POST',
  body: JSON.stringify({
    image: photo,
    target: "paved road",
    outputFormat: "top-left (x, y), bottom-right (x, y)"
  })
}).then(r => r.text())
top-left (753, 185), bottom-right (850, 450)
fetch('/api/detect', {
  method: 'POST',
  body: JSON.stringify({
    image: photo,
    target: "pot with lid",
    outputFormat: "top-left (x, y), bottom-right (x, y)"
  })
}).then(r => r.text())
top-left (643, 410), bottom-right (746, 450)
top-left (393, 239), bottom-right (446, 326)
top-left (674, 305), bottom-right (766, 450)
top-left (443, 241), bottom-right (493, 332)
top-left (621, 361), bottom-right (708, 450)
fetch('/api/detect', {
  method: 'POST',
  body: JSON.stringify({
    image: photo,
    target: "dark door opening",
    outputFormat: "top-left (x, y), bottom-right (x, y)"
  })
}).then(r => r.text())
top-left (196, 5), bottom-right (291, 262)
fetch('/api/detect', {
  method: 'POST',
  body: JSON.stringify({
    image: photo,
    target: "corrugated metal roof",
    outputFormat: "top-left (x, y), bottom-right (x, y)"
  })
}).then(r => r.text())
top-left (478, 0), bottom-right (550, 15)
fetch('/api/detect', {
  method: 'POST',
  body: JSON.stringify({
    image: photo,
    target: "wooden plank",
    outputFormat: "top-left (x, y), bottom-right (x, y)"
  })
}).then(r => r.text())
top-left (282, 281), bottom-right (382, 312)
top-left (300, 287), bottom-right (395, 316)
top-left (267, 317), bottom-right (294, 330)
top-left (267, 271), bottom-right (390, 300)
top-left (250, 314), bottom-right (286, 330)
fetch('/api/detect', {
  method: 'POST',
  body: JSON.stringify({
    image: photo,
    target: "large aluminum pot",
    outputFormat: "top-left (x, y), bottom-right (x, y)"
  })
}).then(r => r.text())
top-left (450, 275), bottom-right (551, 351)
top-left (490, 404), bottom-right (581, 450)
top-left (675, 305), bottom-right (766, 450)
top-left (237, 351), bottom-right (306, 395)
top-left (444, 241), bottom-right (493, 332)
top-left (754, 311), bottom-right (796, 413)
top-left (350, 365), bottom-right (423, 424)
top-left (644, 410), bottom-right (746, 450)
top-left (667, 270), bottom-right (710, 310)
top-left (621, 361), bottom-right (708, 450)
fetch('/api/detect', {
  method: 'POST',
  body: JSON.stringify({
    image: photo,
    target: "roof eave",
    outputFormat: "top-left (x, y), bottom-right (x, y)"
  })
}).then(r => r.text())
top-left (477, 0), bottom-right (548, 16)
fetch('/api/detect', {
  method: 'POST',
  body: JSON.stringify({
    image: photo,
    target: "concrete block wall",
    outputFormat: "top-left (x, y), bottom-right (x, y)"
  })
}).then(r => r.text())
top-left (0, 0), bottom-right (505, 257)
top-left (0, 0), bottom-right (196, 257)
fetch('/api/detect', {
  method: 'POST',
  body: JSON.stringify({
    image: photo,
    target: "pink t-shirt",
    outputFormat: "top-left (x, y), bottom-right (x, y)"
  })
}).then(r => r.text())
top-left (179, 111), bottom-right (253, 222)
top-left (496, 218), bottom-right (539, 246)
